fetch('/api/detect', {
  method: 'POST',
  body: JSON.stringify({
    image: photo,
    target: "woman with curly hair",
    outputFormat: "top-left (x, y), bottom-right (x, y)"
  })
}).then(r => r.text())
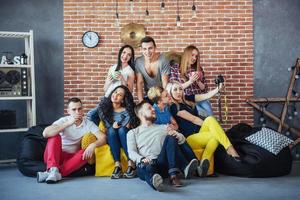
top-left (98, 85), bottom-right (139, 179)
top-left (87, 45), bottom-right (135, 125)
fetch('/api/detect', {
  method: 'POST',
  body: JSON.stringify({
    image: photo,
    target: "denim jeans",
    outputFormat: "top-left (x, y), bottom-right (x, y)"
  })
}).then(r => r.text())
top-left (180, 142), bottom-right (197, 162)
top-left (137, 135), bottom-right (189, 189)
top-left (196, 99), bottom-right (213, 117)
top-left (86, 107), bottom-right (100, 125)
top-left (107, 126), bottom-right (129, 162)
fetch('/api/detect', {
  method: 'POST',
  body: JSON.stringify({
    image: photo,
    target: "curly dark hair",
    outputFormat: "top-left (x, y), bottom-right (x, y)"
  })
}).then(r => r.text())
top-left (98, 85), bottom-right (139, 128)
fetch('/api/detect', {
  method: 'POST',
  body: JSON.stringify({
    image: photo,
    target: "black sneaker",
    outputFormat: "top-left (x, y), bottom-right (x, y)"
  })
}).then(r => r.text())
top-left (197, 159), bottom-right (210, 177)
top-left (111, 166), bottom-right (122, 179)
top-left (123, 166), bottom-right (136, 179)
top-left (184, 158), bottom-right (198, 179)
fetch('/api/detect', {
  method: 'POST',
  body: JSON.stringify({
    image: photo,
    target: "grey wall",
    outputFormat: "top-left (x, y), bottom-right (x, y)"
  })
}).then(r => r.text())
top-left (0, 0), bottom-right (63, 160)
top-left (0, 0), bottom-right (299, 160)
top-left (253, 0), bottom-right (300, 158)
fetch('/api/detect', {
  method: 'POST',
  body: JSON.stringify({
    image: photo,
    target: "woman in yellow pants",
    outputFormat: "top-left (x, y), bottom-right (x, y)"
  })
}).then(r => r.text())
top-left (166, 81), bottom-right (240, 177)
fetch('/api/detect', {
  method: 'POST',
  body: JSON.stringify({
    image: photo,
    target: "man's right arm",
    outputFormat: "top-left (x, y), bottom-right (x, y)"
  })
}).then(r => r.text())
top-left (43, 119), bottom-right (74, 138)
top-left (136, 73), bottom-right (144, 103)
top-left (127, 129), bottom-right (143, 163)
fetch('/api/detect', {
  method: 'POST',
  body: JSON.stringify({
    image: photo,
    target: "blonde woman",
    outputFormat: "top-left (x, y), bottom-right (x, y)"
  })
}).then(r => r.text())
top-left (166, 81), bottom-right (240, 177)
top-left (170, 45), bottom-right (213, 117)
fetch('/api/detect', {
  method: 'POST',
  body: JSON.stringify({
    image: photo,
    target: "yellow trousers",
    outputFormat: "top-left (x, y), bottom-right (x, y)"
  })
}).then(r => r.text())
top-left (186, 116), bottom-right (232, 161)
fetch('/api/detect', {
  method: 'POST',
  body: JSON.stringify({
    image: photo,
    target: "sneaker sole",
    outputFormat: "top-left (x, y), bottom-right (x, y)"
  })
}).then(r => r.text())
top-left (152, 174), bottom-right (164, 192)
top-left (111, 175), bottom-right (122, 179)
top-left (46, 174), bottom-right (62, 184)
top-left (198, 159), bottom-right (210, 177)
top-left (37, 172), bottom-right (47, 183)
top-left (46, 180), bottom-right (57, 184)
top-left (123, 173), bottom-right (136, 179)
top-left (184, 159), bottom-right (198, 179)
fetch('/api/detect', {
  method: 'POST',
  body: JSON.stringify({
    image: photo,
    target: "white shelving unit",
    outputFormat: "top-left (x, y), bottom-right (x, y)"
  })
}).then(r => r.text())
top-left (0, 30), bottom-right (36, 133)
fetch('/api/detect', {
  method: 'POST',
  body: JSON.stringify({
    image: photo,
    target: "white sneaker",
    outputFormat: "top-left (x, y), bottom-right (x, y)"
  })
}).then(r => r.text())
top-left (37, 171), bottom-right (49, 183)
top-left (151, 173), bottom-right (164, 192)
top-left (184, 158), bottom-right (198, 179)
top-left (46, 167), bottom-right (62, 184)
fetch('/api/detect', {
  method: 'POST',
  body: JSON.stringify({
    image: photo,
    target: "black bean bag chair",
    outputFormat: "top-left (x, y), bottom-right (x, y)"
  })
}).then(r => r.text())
top-left (17, 124), bottom-right (94, 177)
top-left (17, 125), bottom-right (48, 177)
top-left (214, 123), bottom-right (293, 177)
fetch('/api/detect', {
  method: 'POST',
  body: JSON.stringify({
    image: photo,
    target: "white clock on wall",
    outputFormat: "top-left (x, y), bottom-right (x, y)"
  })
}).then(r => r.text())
top-left (82, 31), bottom-right (100, 48)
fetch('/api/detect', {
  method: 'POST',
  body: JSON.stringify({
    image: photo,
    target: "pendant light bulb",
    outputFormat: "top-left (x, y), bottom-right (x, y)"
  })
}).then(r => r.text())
top-left (176, 15), bottom-right (181, 27)
top-left (192, 5), bottom-right (197, 18)
top-left (161, 2), bottom-right (165, 13)
top-left (115, 13), bottom-right (120, 27)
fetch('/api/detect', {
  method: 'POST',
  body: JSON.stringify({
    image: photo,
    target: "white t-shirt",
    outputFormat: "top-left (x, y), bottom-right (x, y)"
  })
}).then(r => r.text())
top-left (53, 116), bottom-right (100, 154)
top-left (105, 64), bottom-right (134, 97)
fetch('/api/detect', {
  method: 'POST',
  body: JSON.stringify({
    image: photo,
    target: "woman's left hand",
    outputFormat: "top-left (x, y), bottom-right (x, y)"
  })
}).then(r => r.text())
top-left (112, 121), bottom-right (120, 129)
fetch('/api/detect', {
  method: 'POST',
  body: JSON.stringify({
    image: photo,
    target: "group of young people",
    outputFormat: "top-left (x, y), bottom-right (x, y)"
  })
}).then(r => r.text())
top-left (37, 36), bottom-right (241, 191)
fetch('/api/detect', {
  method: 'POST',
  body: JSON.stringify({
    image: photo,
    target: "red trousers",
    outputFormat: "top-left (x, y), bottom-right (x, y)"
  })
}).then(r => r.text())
top-left (44, 135), bottom-right (87, 177)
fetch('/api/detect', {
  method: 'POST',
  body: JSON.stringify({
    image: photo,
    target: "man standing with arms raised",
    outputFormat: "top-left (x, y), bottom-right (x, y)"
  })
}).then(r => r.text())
top-left (135, 36), bottom-right (170, 103)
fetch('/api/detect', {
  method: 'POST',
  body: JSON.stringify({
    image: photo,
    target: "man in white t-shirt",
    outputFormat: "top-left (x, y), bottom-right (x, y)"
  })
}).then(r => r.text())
top-left (37, 97), bottom-right (106, 184)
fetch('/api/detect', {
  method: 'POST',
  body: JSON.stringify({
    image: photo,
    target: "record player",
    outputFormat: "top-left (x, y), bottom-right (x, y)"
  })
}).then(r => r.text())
top-left (0, 68), bottom-right (29, 96)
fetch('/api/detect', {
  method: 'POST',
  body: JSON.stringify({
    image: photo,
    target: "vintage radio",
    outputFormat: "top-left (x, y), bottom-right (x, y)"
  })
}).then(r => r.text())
top-left (0, 68), bottom-right (29, 96)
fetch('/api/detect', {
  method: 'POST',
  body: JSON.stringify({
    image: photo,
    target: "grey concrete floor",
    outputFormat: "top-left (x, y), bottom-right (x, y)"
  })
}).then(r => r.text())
top-left (1, 162), bottom-right (300, 200)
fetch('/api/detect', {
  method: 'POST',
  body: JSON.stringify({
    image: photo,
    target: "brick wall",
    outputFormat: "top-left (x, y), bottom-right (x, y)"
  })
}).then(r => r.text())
top-left (64, 0), bottom-right (254, 129)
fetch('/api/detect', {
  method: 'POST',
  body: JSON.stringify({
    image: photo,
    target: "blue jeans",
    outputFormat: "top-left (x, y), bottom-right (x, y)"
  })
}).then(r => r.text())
top-left (86, 107), bottom-right (100, 125)
top-left (137, 136), bottom-right (189, 189)
top-left (180, 142), bottom-right (197, 162)
top-left (196, 100), bottom-right (213, 117)
top-left (107, 126), bottom-right (129, 162)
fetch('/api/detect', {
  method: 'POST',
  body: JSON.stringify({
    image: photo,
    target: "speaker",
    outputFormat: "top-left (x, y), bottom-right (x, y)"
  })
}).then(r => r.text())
top-left (0, 68), bottom-right (29, 96)
top-left (0, 110), bottom-right (16, 129)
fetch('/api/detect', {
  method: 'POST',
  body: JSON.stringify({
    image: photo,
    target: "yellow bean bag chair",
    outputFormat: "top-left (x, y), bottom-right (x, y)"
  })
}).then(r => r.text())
top-left (94, 121), bottom-right (129, 176)
top-left (81, 133), bottom-right (97, 165)
top-left (95, 145), bottom-right (129, 176)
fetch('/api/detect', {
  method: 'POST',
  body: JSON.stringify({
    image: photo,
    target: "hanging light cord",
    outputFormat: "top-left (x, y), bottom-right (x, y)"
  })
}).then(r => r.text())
top-left (115, 0), bottom-right (119, 18)
top-left (192, 0), bottom-right (196, 10)
top-left (176, 0), bottom-right (179, 17)
top-left (146, 0), bottom-right (149, 15)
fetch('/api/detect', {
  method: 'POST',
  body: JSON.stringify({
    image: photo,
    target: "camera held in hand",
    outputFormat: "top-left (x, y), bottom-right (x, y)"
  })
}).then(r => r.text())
top-left (215, 74), bottom-right (224, 85)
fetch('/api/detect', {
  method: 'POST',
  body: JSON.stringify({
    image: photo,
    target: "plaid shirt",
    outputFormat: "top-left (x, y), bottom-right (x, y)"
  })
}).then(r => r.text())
top-left (170, 63), bottom-right (208, 95)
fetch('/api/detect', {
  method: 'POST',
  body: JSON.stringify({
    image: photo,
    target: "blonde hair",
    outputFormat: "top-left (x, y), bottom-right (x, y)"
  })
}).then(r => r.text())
top-left (180, 45), bottom-right (200, 75)
top-left (167, 81), bottom-right (195, 108)
top-left (147, 86), bottom-right (164, 104)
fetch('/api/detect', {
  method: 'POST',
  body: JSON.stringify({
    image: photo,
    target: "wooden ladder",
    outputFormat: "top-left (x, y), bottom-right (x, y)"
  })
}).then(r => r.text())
top-left (247, 58), bottom-right (300, 138)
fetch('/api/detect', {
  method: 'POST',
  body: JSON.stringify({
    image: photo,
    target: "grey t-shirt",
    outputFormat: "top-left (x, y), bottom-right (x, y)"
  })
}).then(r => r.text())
top-left (135, 53), bottom-right (170, 92)
top-left (127, 124), bottom-right (186, 163)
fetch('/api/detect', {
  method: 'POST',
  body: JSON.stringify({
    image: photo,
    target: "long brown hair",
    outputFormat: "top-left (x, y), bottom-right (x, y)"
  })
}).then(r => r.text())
top-left (180, 45), bottom-right (200, 75)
